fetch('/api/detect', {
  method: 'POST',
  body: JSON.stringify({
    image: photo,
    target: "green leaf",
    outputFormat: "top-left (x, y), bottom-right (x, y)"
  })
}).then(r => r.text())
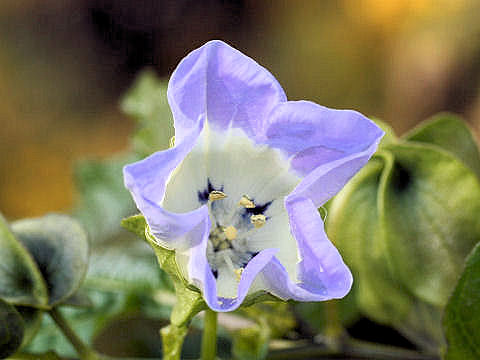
top-left (73, 154), bottom-right (138, 243)
top-left (0, 215), bottom-right (48, 308)
top-left (0, 298), bottom-right (24, 359)
top-left (26, 289), bottom-right (133, 358)
top-left (85, 238), bottom-right (169, 293)
top-left (121, 70), bottom-right (174, 156)
top-left (381, 143), bottom-right (480, 307)
top-left (11, 215), bottom-right (89, 308)
top-left (328, 155), bottom-right (412, 324)
top-left (443, 242), bottom-right (480, 360)
top-left (15, 307), bottom-right (43, 348)
top-left (405, 113), bottom-right (480, 178)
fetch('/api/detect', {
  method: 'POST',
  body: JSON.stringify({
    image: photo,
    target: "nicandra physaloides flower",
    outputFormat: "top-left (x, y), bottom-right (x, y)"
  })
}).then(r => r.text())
top-left (124, 40), bottom-right (384, 312)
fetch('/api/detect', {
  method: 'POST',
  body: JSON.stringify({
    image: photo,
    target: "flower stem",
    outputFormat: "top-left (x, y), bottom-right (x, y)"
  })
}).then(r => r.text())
top-left (324, 300), bottom-right (343, 340)
top-left (201, 309), bottom-right (218, 360)
top-left (49, 308), bottom-right (100, 360)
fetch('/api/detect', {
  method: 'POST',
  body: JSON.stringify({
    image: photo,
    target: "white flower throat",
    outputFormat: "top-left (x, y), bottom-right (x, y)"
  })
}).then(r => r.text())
top-left (162, 125), bottom-right (301, 298)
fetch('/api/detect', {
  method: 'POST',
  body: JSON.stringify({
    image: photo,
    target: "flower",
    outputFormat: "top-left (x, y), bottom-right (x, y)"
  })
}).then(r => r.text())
top-left (124, 40), bottom-right (384, 312)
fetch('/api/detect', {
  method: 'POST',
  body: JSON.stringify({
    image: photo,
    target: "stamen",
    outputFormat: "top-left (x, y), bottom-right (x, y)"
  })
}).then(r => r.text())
top-left (234, 268), bottom-right (244, 281)
top-left (223, 253), bottom-right (236, 273)
top-left (224, 225), bottom-right (238, 241)
top-left (169, 136), bottom-right (175, 148)
top-left (239, 195), bottom-right (255, 208)
top-left (250, 214), bottom-right (266, 228)
top-left (209, 190), bottom-right (227, 202)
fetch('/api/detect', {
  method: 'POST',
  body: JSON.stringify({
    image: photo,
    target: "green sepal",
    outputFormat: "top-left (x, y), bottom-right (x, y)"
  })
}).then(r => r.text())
top-left (443, 242), bottom-right (480, 360)
top-left (0, 214), bottom-right (48, 308)
top-left (371, 117), bottom-right (397, 148)
top-left (122, 215), bottom-right (206, 360)
top-left (0, 298), bottom-right (24, 359)
top-left (11, 214), bottom-right (90, 308)
top-left (404, 113), bottom-right (480, 178)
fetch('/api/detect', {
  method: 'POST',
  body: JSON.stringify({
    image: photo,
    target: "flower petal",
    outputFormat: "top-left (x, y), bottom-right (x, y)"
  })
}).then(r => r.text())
top-left (187, 223), bottom-right (278, 311)
top-left (264, 101), bottom-right (383, 206)
top-left (123, 117), bottom-right (207, 247)
top-left (291, 140), bottom-right (381, 206)
top-left (167, 40), bottom-right (286, 142)
top-left (254, 196), bottom-right (352, 301)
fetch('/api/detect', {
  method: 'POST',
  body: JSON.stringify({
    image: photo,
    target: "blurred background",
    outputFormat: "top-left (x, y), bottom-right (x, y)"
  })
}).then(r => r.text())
top-left (1, 0), bottom-right (480, 219)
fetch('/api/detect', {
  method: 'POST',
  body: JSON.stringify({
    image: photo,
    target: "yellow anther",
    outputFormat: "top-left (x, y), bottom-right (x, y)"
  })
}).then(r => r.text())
top-left (234, 268), bottom-right (244, 281)
top-left (239, 195), bottom-right (255, 208)
top-left (224, 225), bottom-right (238, 241)
top-left (169, 136), bottom-right (175, 148)
top-left (250, 214), bottom-right (266, 228)
top-left (209, 190), bottom-right (227, 202)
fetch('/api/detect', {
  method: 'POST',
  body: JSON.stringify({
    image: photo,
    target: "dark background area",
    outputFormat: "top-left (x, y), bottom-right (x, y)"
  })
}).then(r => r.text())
top-left (1, 0), bottom-right (480, 218)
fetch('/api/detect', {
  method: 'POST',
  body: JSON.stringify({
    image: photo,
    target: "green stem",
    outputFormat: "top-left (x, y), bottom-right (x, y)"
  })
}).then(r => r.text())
top-left (201, 309), bottom-right (218, 360)
top-left (49, 308), bottom-right (100, 360)
top-left (324, 300), bottom-right (343, 340)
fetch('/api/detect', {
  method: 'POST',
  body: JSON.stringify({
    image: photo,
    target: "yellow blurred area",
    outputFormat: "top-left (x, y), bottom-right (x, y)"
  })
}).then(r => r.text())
top-left (345, 0), bottom-right (468, 30)
top-left (1, 0), bottom-right (479, 218)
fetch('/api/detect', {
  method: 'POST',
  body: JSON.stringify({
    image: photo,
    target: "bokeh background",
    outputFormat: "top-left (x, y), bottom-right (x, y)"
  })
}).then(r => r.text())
top-left (2, 0), bottom-right (480, 219)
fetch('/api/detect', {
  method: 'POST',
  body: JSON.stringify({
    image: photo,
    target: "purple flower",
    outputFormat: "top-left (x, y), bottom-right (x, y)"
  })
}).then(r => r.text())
top-left (124, 40), bottom-right (384, 312)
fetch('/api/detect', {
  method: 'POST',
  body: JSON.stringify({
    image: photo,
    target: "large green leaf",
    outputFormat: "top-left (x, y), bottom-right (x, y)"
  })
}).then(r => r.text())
top-left (405, 113), bottom-right (480, 178)
top-left (15, 307), bottom-right (43, 348)
top-left (11, 215), bottom-right (89, 308)
top-left (0, 298), bottom-right (24, 359)
top-left (381, 143), bottom-right (480, 307)
top-left (443, 242), bottom-right (480, 360)
top-left (121, 70), bottom-right (174, 156)
top-left (0, 215), bottom-right (48, 308)
top-left (328, 155), bottom-right (412, 324)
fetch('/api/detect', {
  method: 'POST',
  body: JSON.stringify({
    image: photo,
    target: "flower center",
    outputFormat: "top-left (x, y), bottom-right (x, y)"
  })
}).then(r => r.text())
top-left (205, 189), bottom-right (267, 282)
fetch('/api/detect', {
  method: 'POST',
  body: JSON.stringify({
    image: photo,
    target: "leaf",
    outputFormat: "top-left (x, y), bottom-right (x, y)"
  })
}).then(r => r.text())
top-left (15, 307), bottom-right (43, 348)
top-left (0, 214), bottom-right (48, 308)
top-left (328, 155), bottom-right (412, 324)
top-left (443, 242), bottom-right (480, 360)
top-left (61, 291), bottom-right (93, 308)
top-left (381, 143), bottom-right (480, 307)
top-left (121, 70), bottom-right (174, 156)
top-left (85, 238), bottom-right (169, 294)
top-left (73, 154), bottom-right (138, 243)
top-left (26, 289), bottom-right (133, 358)
top-left (405, 113), bottom-right (480, 178)
top-left (11, 214), bottom-right (89, 308)
top-left (0, 298), bottom-right (24, 359)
